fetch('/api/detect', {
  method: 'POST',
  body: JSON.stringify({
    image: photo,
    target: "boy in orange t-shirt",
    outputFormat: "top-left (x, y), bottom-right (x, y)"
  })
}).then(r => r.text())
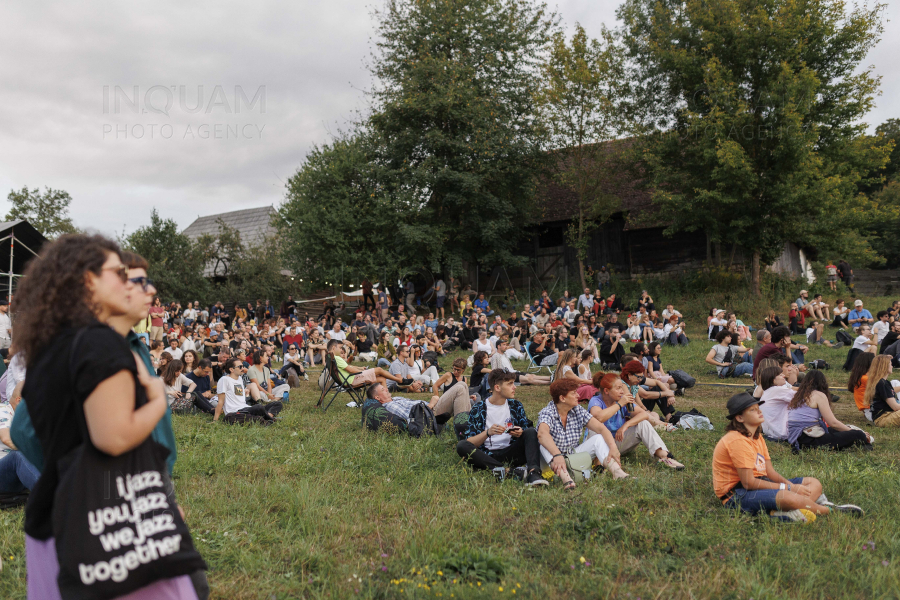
top-left (712, 392), bottom-right (863, 522)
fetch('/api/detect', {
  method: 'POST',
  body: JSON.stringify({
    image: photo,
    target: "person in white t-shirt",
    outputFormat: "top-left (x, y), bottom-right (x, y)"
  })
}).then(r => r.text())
top-left (489, 339), bottom-right (551, 385)
top-left (853, 325), bottom-right (878, 354)
top-left (0, 301), bottom-right (11, 350)
top-left (757, 365), bottom-right (794, 440)
top-left (661, 304), bottom-right (682, 322)
top-left (872, 311), bottom-right (891, 344)
top-left (831, 299), bottom-right (850, 328)
top-left (805, 321), bottom-right (842, 348)
top-left (166, 337), bottom-right (183, 361)
top-left (213, 357), bottom-right (283, 424)
top-left (456, 370), bottom-right (548, 486)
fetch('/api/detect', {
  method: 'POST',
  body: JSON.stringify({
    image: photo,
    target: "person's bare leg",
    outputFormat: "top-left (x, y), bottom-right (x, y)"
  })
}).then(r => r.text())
top-left (372, 367), bottom-right (399, 382)
top-left (249, 384), bottom-right (262, 402)
top-left (645, 411), bottom-right (664, 427)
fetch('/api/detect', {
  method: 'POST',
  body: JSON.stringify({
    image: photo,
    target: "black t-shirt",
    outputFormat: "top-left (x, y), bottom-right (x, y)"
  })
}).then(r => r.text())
top-left (23, 322), bottom-right (140, 540)
top-left (526, 341), bottom-right (553, 363)
top-left (600, 337), bottom-right (624, 364)
top-left (871, 379), bottom-right (896, 421)
top-left (356, 338), bottom-right (374, 353)
top-left (880, 331), bottom-right (899, 355)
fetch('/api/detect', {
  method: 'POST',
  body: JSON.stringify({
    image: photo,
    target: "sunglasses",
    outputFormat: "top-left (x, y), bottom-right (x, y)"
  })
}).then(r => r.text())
top-left (128, 276), bottom-right (156, 292)
top-left (102, 264), bottom-right (128, 283)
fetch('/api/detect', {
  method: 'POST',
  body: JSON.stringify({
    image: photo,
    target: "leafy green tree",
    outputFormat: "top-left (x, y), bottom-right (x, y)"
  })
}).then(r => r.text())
top-left (275, 134), bottom-right (411, 291)
top-left (868, 181), bottom-right (900, 268)
top-left (618, 0), bottom-right (890, 294)
top-left (6, 186), bottom-right (79, 238)
top-left (875, 119), bottom-right (900, 184)
top-left (367, 0), bottom-right (556, 273)
top-left (536, 24), bottom-right (630, 289)
top-left (123, 209), bottom-right (209, 302)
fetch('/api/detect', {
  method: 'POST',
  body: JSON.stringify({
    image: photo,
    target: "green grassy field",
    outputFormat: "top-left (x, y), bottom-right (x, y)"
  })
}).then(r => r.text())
top-left (2, 309), bottom-right (900, 599)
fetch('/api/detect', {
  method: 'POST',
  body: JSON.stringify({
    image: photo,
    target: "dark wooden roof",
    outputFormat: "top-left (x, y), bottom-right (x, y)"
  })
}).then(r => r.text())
top-left (535, 140), bottom-right (660, 231)
top-left (182, 206), bottom-right (278, 278)
top-left (182, 206), bottom-right (276, 246)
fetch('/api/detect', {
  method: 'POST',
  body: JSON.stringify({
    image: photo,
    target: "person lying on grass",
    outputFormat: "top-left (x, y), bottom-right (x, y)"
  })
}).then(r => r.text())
top-left (489, 339), bottom-right (552, 386)
top-left (619, 360), bottom-right (677, 430)
top-left (367, 381), bottom-right (472, 426)
top-left (456, 369), bottom-right (548, 487)
top-left (587, 373), bottom-right (685, 470)
top-left (713, 392), bottom-right (863, 522)
top-left (786, 370), bottom-right (873, 452)
top-left (537, 378), bottom-right (628, 491)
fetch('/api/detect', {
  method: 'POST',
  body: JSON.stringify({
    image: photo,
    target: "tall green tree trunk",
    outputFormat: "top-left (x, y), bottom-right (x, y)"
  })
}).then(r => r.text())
top-left (752, 251), bottom-right (761, 296)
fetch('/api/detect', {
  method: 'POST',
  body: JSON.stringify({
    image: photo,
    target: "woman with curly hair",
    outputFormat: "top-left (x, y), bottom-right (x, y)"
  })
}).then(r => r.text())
top-left (15, 234), bottom-right (204, 598)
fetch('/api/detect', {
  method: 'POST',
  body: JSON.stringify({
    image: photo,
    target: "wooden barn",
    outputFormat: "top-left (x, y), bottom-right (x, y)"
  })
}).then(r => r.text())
top-left (472, 142), bottom-right (810, 293)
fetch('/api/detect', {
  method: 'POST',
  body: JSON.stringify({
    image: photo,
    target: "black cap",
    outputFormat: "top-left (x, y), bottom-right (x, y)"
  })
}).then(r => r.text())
top-left (726, 392), bottom-right (764, 419)
top-left (0, 300), bottom-right (8, 306)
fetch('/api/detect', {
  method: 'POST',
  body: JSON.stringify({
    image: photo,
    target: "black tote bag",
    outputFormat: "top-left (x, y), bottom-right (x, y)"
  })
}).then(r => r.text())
top-left (51, 336), bottom-right (206, 599)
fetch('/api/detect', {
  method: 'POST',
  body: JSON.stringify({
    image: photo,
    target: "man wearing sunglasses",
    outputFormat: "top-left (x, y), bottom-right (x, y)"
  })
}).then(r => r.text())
top-left (214, 357), bottom-right (282, 425)
top-left (279, 344), bottom-right (309, 385)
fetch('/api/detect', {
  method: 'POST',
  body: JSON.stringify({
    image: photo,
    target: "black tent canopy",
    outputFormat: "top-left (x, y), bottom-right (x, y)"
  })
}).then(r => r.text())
top-left (0, 220), bottom-right (48, 299)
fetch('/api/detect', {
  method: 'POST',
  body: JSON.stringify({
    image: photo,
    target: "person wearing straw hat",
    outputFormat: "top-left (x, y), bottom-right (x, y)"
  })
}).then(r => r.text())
top-left (712, 392), bottom-right (864, 522)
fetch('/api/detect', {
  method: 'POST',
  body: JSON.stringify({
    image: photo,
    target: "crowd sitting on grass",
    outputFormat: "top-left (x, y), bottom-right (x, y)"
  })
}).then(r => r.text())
top-left (0, 235), bottom-right (900, 596)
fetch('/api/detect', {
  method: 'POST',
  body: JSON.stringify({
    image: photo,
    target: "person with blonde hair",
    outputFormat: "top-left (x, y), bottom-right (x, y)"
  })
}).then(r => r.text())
top-left (574, 325), bottom-right (600, 364)
top-left (864, 355), bottom-right (900, 427)
top-left (551, 349), bottom-right (593, 385)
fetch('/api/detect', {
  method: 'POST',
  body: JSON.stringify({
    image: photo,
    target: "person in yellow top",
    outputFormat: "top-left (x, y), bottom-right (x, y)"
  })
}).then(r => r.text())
top-left (328, 339), bottom-right (406, 388)
top-left (132, 313), bottom-right (151, 345)
top-left (459, 297), bottom-right (473, 317)
top-left (712, 392), bottom-right (863, 522)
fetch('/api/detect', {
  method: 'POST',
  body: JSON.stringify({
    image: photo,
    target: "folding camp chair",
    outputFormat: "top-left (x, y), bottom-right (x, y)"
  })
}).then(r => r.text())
top-left (316, 353), bottom-right (367, 412)
top-left (524, 344), bottom-right (553, 375)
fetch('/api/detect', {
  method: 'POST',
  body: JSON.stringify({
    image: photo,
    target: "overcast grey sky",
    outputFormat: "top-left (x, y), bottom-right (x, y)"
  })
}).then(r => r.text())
top-left (0, 1), bottom-right (896, 237)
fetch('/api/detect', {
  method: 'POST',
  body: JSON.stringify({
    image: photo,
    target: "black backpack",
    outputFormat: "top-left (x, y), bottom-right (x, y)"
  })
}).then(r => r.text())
top-left (407, 403), bottom-right (441, 438)
top-left (668, 369), bottom-right (696, 389)
top-left (808, 359), bottom-right (830, 370)
top-left (836, 329), bottom-right (853, 345)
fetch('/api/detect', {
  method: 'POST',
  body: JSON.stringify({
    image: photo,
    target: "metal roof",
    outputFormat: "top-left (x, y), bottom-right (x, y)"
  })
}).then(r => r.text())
top-left (0, 220), bottom-right (49, 296)
top-left (181, 206), bottom-right (276, 247)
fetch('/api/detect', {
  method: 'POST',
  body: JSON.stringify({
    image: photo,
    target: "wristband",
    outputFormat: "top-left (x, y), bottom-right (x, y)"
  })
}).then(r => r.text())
top-left (779, 483), bottom-right (786, 490)
top-left (553, 453), bottom-right (563, 459)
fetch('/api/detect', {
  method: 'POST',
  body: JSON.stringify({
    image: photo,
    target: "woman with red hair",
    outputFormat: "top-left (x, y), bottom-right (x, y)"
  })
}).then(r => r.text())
top-left (588, 373), bottom-right (685, 470)
top-left (620, 360), bottom-right (677, 430)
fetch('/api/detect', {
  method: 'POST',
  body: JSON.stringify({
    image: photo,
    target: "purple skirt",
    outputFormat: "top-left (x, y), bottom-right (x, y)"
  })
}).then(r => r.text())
top-left (26, 535), bottom-right (198, 600)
